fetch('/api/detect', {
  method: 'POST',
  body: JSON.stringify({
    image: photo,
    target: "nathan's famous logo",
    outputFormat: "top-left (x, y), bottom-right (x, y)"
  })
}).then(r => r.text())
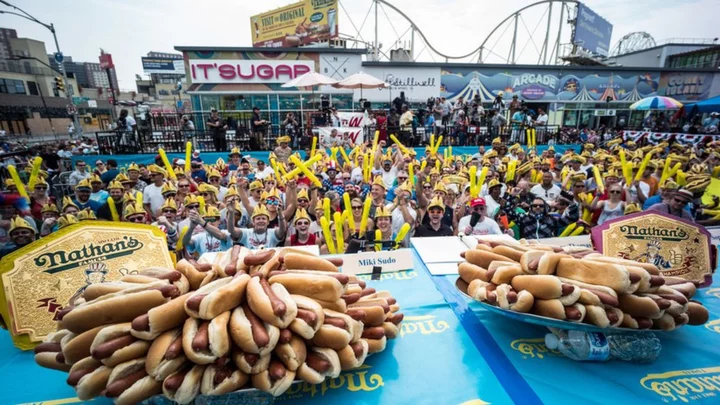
top-left (510, 338), bottom-right (561, 359)
top-left (641, 366), bottom-right (720, 403)
top-left (357, 270), bottom-right (417, 282)
top-left (706, 288), bottom-right (720, 299)
top-left (619, 225), bottom-right (689, 241)
top-left (34, 236), bottom-right (143, 274)
top-left (705, 320), bottom-right (720, 334)
top-left (400, 315), bottom-right (450, 338)
top-left (279, 364), bottom-right (382, 400)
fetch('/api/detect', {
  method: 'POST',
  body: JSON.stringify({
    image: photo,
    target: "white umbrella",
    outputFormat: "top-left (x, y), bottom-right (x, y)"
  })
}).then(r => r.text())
top-left (281, 71), bottom-right (338, 88)
top-left (333, 71), bottom-right (388, 100)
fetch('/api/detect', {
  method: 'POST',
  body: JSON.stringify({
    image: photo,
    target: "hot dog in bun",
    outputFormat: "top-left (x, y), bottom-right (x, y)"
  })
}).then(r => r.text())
top-left (184, 274), bottom-right (250, 320)
top-left (145, 329), bottom-right (186, 382)
top-left (229, 304), bottom-right (280, 356)
top-left (101, 358), bottom-right (161, 405)
top-left (67, 357), bottom-right (112, 400)
top-left (35, 329), bottom-right (73, 371)
top-left (297, 347), bottom-right (341, 384)
top-left (247, 276), bottom-right (298, 328)
top-left (162, 364), bottom-right (206, 404)
top-left (182, 311), bottom-right (231, 364)
top-left (289, 295), bottom-right (324, 339)
top-left (131, 293), bottom-right (190, 340)
top-left (273, 329), bottom-right (307, 371)
top-left (337, 340), bottom-right (368, 370)
top-left (312, 310), bottom-right (361, 350)
top-left (91, 323), bottom-right (151, 366)
top-left (251, 360), bottom-right (296, 397)
top-left (201, 357), bottom-right (249, 396)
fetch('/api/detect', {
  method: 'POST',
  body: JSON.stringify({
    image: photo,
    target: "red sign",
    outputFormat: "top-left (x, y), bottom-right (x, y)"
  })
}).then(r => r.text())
top-left (188, 59), bottom-right (314, 84)
top-left (99, 53), bottom-right (114, 70)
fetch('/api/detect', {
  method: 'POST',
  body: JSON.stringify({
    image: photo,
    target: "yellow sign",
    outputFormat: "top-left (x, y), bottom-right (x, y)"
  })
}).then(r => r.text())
top-left (279, 364), bottom-right (383, 399)
top-left (0, 221), bottom-right (173, 349)
top-left (250, 0), bottom-right (338, 47)
top-left (400, 315), bottom-right (450, 338)
top-left (640, 366), bottom-right (720, 403)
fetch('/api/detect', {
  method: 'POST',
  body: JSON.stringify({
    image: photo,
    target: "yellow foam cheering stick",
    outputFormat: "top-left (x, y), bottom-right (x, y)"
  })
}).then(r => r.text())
top-left (420, 160), bottom-right (427, 172)
top-left (570, 226), bottom-right (585, 236)
top-left (618, 149), bottom-right (632, 185)
top-left (429, 134), bottom-right (435, 152)
top-left (198, 196), bottom-right (206, 216)
top-left (27, 157), bottom-right (43, 189)
top-left (333, 212), bottom-right (345, 254)
top-left (389, 134), bottom-right (409, 155)
top-left (289, 155), bottom-right (322, 187)
top-left (311, 136), bottom-right (318, 157)
top-left (448, 145), bottom-right (453, 158)
top-left (158, 148), bottom-right (177, 181)
top-left (593, 166), bottom-right (605, 194)
top-left (176, 225), bottom-right (189, 252)
top-left (107, 197), bottom-right (119, 222)
top-left (338, 147), bottom-right (351, 166)
top-left (184, 142), bottom-right (192, 172)
top-left (7, 165), bottom-right (28, 199)
top-left (373, 130), bottom-right (380, 150)
top-left (282, 154), bottom-right (322, 181)
top-left (634, 152), bottom-right (652, 181)
top-left (433, 136), bottom-right (444, 155)
top-left (330, 147), bottom-right (339, 163)
top-left (468, 166), bottom-right (478, 196)
top-left (375, 229), bottom-right (382, 252)
top-left (559, 223), bottom-right (577, 237)
top-left (320, 217), bottom-right (336, 254)
top-left (475, 167), bottom-right (489, 197)
top-left (270, 158), bottom-right (283, 182)
top-left (393, 223), bottom-right (411, 249)
top-left (359, 197), bottom-right (372, 237)
top-left (506, 160), bottom-right (517, 182)
top-left (323, 197), bottom-right (331, 224)
top-left (408, 160), bottom-right (415, 185)
top-left (343, 193), bottom-right (356, 232)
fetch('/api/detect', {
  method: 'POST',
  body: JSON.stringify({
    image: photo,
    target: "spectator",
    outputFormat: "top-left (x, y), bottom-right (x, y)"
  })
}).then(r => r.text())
top-left (207, 108), bottom-right (228, 152)
top-left (414, 197), bottom-right (454, 237)
top-left (648, 188), bottom-right (695, 222)
top-left (100, 159), bottom-right (119, 185)
top-left (143, 165), bottom-right (167, 220)
top-left (508, 197), bottom-right (578, 239)
top-left (72, 179), bottom-right (102, 213)
top-left (458, 197), bottom-right (503, 236)
top-left (89, 175), bottom-right (109, 204)
top-left (530, 172), bottom-right (561, 203)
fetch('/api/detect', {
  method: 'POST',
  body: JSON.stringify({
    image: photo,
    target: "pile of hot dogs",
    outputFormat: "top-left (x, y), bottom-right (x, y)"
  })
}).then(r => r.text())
top-left (459, 241), bottom-right (710, 331)
top-left (34, 247), bottom-right (403, 404)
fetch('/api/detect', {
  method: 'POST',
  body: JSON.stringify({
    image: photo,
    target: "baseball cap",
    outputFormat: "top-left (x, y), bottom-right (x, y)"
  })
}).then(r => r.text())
top-left (176, 159), bottom-right (185, 166)
top-left (470, 197), bottom-right (486, 208)
top-left (675, 189), bottom-right (694, 201)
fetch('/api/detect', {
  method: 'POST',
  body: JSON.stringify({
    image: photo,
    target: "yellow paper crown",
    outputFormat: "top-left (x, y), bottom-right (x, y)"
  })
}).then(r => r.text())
top-left (128, 163), bottom-right (140, 172)
top-left (429, 168), bottom-right (440, 176)
top-left (215, 158), bottom-right (226, 169)
top-left (123, 201), bottom-right (145, 219)
top-left (123, 192), bottom-right (137, 205)
top-left (434, 182), bottom-right (447, 194)
top-left (624, 203), bottom-right (641, 215)
top-left (375, 205), bottom-right (392, 218)
top-left (33, 177), bottom-right (48, 187)
top-left (161, 182), bottom-right (177, 195)
top-left (41, 203), bottom-right (59, 214)
top-left (492, 137), bottom-right (502, 145)
top-left (184, 194), bottom-right (200, 206)
top-left (584, 143), bottom-right (595, 150)
top-left (203, 205), bottom-right (221, 218)
top-left (147, 164), bottom-right (166, 176)
top-left (108, 180), bottom-right (124, 190)
top-left (224, 187), bottom-right (239, 200)
top-left (662, 180), bottom-right (679, 191)
top-left (262, 187), bottom-right (281, 200)
top-left (198, 183), bottom-right (218, 195)
top-left (5, 178), bottom-right (16, 188)
top-left (249, 180), bottom-right (264, 190)
top-left (372, 176), bottom-right (386, 189)
top-left (90, 174), bottom-right (102, 183)
top-left (161, 198), bottom-right (177, 212)
top-left (277, 135), bottom-right (291, 144)
top-left (517, 162), bottom-right (533, 176)
top-left (230, 147), bottom-right (241, 156)
top-left (314, 200), bottom-right (324, 212)
top-left (76, 178), bottom-right (92, 189)
top-left (58, 214), bottom-right (78, 229)
top-left (485, 150), bottom-right (498, 158)
top-left (208, 168), bottom-right (221, 179)
top-left (77, 208), bottom-right (97, 221)
top-left (251, 203), bottom-right (270, 219)
top-left (9, 216), bottom-right (34, 234)
top-left (428, 196), bottom-right (445, 211)
top-left (174, 167), bottom-right (186, 177)
top-left (603, 169), bottom-right (620, 179)
top-left (297, 188), bottom-right (309, 201)
top-left (397, 180), bottom-right (413, 194)
top-left (62, 196), bottom-right (78, 211)
top-left (294, 208), bottom-right (311, 224)
top-left (115, 173), bottom-right (130, 183)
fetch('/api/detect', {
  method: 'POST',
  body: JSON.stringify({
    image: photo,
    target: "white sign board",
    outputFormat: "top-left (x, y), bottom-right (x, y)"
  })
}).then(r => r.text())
top-left (189, 59), bottom-right (314, 84)
top-left (339, 249), bottom-right (413, 276)
top-left (355, 66), bottom-right (441, 102)
top-left (319, 53), bottom-right (362, 92)
top-left (87, 100), bottom-right (97, 108)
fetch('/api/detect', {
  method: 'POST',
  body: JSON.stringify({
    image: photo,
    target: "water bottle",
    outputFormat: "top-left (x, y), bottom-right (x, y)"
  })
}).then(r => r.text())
top-left (544, 329), bottom-right (661, 363)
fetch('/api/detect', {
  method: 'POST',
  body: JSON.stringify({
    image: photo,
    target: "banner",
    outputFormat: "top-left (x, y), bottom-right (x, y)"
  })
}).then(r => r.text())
top-left (622, 130), bottom-right (720, 145)
top-left (573, 3), bottom-right (613, 56)
top-left (142, 57), bottom-right (185, 74)
top-left (658, 72), bottom-right (714, 101)
top-left (250, 0), bottom-right (338, 48)
top-left (357, 67), bottom-right (441, 102)
top-left (336, 111), bottom-right (365, 127)
top-left (316, 126), bottom-right (364, 146)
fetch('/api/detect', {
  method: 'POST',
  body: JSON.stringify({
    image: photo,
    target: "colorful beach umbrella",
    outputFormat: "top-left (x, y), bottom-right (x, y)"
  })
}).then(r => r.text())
top-left (629, 96), bottom-right (683, 110)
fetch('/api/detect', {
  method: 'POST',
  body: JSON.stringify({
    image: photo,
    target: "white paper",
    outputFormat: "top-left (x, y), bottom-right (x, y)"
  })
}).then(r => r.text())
top-left (425, 262), bottom-right (461, 275)
top-left (410, 237), bottom-right (468, 264)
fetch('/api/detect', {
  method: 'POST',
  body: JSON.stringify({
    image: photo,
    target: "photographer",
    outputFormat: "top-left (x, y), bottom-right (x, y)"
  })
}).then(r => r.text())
top-left (393, 91), bottom-right (407, 112)
top-left (206, 108), bottom-right (227, 151)
top-left (282, 112), bottom-right (299, 148)
top-left (251, 106), bottom-right (269, 150)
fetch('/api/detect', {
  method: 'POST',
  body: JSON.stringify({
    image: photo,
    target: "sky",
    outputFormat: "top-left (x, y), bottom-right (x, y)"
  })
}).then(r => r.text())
top-left (1, 0), bottom-right (716, 91)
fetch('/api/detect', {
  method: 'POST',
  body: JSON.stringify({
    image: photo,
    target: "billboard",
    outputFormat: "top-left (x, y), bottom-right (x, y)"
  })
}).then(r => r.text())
top-left (250, 0), bottom-right (338, 48)
top-left (141, 57), bottom-right (185, 74)
top-left (188, 59), bottom-right (314, 84)
top-left (357, 66), bottom-right (441, 102)
top-left (658, 72), bottom-right (714, 101)
top-left (573, 3), bottom-right (613, 56)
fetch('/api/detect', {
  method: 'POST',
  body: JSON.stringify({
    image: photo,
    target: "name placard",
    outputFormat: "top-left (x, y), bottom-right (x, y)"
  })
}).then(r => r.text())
top-left (337, 249), bottom-right (414, 276)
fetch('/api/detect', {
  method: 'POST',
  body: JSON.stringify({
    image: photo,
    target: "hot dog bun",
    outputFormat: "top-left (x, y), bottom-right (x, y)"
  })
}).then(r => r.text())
top-left (284, 253), bottom-right (338, 272)
top-left (297, 347), bottom-right (341, 384)
top-left (162, 364), bottom-right (205, 404)
top-left (67, 357), bottom-right (112, 400)
top-left (229, 304), bottom-right (280, 356)
top-left (90, 323), bottom-right (150, 367)
top-left (311, 310), bottom-right (359, 350)
top-left (247, 276), bottom-right (298, 328)
top-left (289, 295), bottom-right (324, 339)
top-left (145, 329), bottom-right (187, 382)
top-left (232, 350), bottom-right (271, 374)
top-left (251, 360), bottom-right (296, 397)
top-left (458, 262), bottom-right (490, 284)
top-left (268, 273), bottom-right (344, 302)
top-left (182, 312), bottom-right (230, 364)
top-left (61, 325), bottom-right (105, 365)
top-left (200, 361), bottom-right (249, 396)
top-left (556, 258), bottom-right (631, 293)
top-left (274, 335), bottom-right (307, 371)
top-left (492, 245), bottom-right (524, 262)
top-left (175, 259), bottom-right (215, 291)
top-left (184, 274), bottom-right (250, 320)
top-left (131, 293), bottom-right (190, 340)
top-left (583, 254), bottom-right (660, 275)
top-left (34, 329), bottom-right (73, 371)
top-left (103, 358), bottom-right (162, 405)
top-left (462, 249), bottom-right (514, 269)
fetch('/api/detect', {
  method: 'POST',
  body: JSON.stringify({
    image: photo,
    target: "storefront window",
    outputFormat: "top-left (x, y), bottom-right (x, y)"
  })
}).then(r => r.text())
top-left (250, 95), bottom-right (269, 110)
top-left (579, 110), bottom-right (593, 128)
top-left (279, 94), bottom-right (301, 110)
top-left (331, 94), bottom-right (353, 110)
top-left (563, 110), bottom-right (578, 127)
top-left (200, 95), bottom-right (219, 111)
top-left (628, 111), bottom-right (645, 128)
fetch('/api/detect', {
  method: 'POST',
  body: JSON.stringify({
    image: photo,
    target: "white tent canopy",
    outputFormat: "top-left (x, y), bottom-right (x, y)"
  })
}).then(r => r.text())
top-left (281, 71), bottom-right (338, 88)
top-left (332, 71), bottom-right (388, 89)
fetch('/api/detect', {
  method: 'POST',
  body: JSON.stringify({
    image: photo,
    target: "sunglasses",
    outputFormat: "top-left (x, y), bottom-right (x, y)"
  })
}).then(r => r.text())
top-left (162, 209), bottom-right (176, 214)
top-left (673, 198), bottom-right (689, 205)
top-left (423, 186), bottom-right (432, 189)
top-left (205, 218), bottom-right (218, 223)
top-left (35, 186), bottom-right (48, 190)
top-left (574, 184), bottom-right (585, 188)
top-left (610, 190), bottom-right (622, 194)
top-left (178, 184), bottom-right (190, 188)
top-left (296, 220), bottom-right (310, 226)
top-left (210, 178), bottom-right (220, 182)
top-left (266, 199), bottom-right (280, 206)
top-left (298, 199), bottom-right (309, 204)
top-left (96, 163), bottom-right (104, 166)
top-left (77, 164), bottom-right (86, 167)
top-left (186, 204), bottom-right (199, 210)
top-left (532, 204), bottom-right (545, 208)
top-left (351, 206), bottom-right (362, 210)
top-left (473, 206), bottom-right (486, 211)
top-left (128, 216), bottom-right (144, 223)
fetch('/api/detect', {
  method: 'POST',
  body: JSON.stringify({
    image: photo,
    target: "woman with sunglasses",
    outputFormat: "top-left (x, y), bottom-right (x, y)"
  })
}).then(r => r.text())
top-left (286, 208), bottom-right (318, 247)
top-left (261, 182), bottom-right (297, 229)
top-left (592, 184), bottom-right (626, 225)
top-left (207, 169), bottom-right (228, 201)
top-left (198, 184), bottom-right (223, 210)
top-left (345, 197), bottom-right (374, 238)
top-left (30, 177), bottom-right (54, 222)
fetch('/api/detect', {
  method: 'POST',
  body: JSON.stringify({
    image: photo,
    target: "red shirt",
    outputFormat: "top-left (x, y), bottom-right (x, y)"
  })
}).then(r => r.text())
top-left (290, 233), bottom-right (316, 246)
top-left (376, 116), bottom-right (388, 142)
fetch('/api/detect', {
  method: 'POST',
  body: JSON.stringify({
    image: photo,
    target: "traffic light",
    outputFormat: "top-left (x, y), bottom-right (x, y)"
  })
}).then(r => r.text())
top-left (54, 76), bottom-right (65, 93)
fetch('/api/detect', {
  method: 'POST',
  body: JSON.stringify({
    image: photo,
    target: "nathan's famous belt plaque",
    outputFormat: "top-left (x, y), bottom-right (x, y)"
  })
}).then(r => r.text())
top-left (0, 221), bottom-right (173, 350)
top-left (591, 211), bottom-right (714, 287)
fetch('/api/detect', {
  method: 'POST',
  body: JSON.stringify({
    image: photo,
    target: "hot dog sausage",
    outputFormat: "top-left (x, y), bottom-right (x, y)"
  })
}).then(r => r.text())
top-left (345, 309), bottom-right (366, 322)
top-left (305, 353), bottom-right (331, 372)
top-left (326, 257), bottom-right (344, 267)
top-left (244, 304), bottom-right (270, 348)
top-left (186, 294), bottom-right (207, 311)
top-left (224, 246), bottom-right (241, 276)
top-left (361, 327), bottom-right (385, 339)
top-left (67, 364), bottom-right (99, 386)
top-left (386, 313), bottom-right (404, 325)
top-left (153, 285), bottom-right (180, 299)
top-left (103, 369), bottom-right (147, 398)
top-left (564, 306), bottom-right (582, 321)
top-left (163, 370), bottom-right (187, 391)
top-left (349, 280), bottom-right (366, 289)
top-left (561, 285), bottom-right (575, 296)
top-left (350, 342), bottom-right (365, 359)
top-left (649, 276), bottom-right (665, 287)
top-left (192, 322), bottom-right (210, 351)
top-left (268, 360), bottom-right (286, 382)
top-left (244, 250), bottom-right (274, 266)
top-left (165, 335), bottom-right (183, 360)
top-left (296, 309), bottom-right (318, 327)
top-left (323, 318), bottom-right (346, 329)
top-left (244, 353), bottom-right (259, 366)
top-left (606, 310), bottom-right (619, 324)
top-left (132, 314), bottom-right (151, 332)
top-left (92, 334), bottom-right (137, 360)
top-left (278, 329), bottom-right (292, 345)
top-left (341, 293), bottom-right (360, 305)
top-left (636, 317), bottom-right (653, 329)
top-left (259, 278), bottom-right (287, 317)
top-left (34, 342), bottom-right (61, 354)
top-left (506, 291), bottom-right (518, 304)
top-left (360, 288), bottom-right (376, 297)
top-left (528, 259), bottom-right (540, 271)
top-left (628, 273), bottom-right (641, 284)
top-left (214, 366), bottom-right (233, 385)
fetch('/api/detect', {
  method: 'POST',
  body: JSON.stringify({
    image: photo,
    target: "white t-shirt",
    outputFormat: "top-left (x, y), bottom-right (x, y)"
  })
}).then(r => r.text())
top-left (217, 186), bottom-right (229, 202)
top-left (530, 184), bottom-right (562, 203)
top-left (351, 167), bottom-right (364, 184)
top-left (536, 114), bottom-right (548, 125)
top-left (458, 215), bottom-right (503, 236)
top-left (239, 228), bottom-right (281, 249)
top-left (381, 167), bottom-right (398, 189)
top-left (143, 183), bottom-right (165, 216)
top-left (188, 230), bottom-right (233, 256)
top-left (124, 116), bottom-right (137, 131)
top-left (254, 167), bottom-right (274, 180)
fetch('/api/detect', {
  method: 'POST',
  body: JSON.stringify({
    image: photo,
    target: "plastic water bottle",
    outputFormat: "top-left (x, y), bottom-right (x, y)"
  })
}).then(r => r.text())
top-left (544, 329), bottom-right (661, 363)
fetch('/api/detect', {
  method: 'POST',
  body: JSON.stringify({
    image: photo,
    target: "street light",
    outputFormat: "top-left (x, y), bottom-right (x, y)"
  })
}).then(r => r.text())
top-left (0, 0), bottom-right (82, 135)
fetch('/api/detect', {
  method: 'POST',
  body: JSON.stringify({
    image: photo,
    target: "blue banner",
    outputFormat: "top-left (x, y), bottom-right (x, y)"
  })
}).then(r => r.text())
top-left (574, 3), bottom-right (613, 56)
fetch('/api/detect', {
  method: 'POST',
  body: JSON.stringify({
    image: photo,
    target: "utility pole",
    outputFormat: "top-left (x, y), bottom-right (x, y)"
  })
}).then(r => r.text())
top-left (0, 1), bottom-right (83, 136)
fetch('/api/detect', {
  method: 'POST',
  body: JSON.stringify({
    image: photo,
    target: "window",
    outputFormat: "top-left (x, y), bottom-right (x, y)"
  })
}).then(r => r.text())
top-left (0, 79), bottom-right (25, 94)
top-left (27, 81), bottom-right (39, 95)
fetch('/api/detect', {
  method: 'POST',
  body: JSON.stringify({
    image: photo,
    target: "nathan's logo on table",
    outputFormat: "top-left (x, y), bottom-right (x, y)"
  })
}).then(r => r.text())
top-left (705, 319), bottom-right (720, 334)
top-left (357, 270), bottom-right (417, 282)
top-left (591, 212), bottom-right (713, 287)
top-left (510, 338), bottom-right (561, 359)
top-left (0, 222), bottom-right (173, 349)
top-left (706, 288), bottom-right (720, 300)
top-left (640, 366), bottom-right (720, 403)
top-left (279, 364), bottom-right (383, 400)
top-left (400, 315), bottom-right (450, 338)
top-left (35, 236), bottom-right (143, 274)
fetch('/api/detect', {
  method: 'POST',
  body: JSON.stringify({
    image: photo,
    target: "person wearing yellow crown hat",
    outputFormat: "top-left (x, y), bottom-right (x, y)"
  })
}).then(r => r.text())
top-left (89, 174), bottom-right (109, 205)
top-left (38, 203), bottom-right (60, 237)
top-left (96, 180), bottom-right (126, 221)
top-left (0, 216), bottom-right (36, 257)
top-left (286, 208), bottom-right (319, 247)
top-left (72, 178), bottom-right (102, 214)
top-left (126, 162), bottom-right (148, 192)
top-left (123, 200), bottom-right (147, 224)
top-left (227, 202), bottom-right (286, 249)
top-left (372, 205), bottom-right (401, 247)
top-left (207, 168), bottom-right (229, 201)
top-left (273, 130), bottom-right (293, 164)
top-left (414, 196), bottom-right (453, 237)
top-left (143, 164), bottom-right (168, 220)
top-left (77, 208), bottom-right (97, 221)
top-left (388, 180), bottom-right (417, 239)
top-left (61, 195), bottom-right (79, 216)
top-left (29, 177), bottom-right (54, 222)
top-left (368, 176), bottom-right (389, 217)
top-left (198, 183), bottom-right (221, 210)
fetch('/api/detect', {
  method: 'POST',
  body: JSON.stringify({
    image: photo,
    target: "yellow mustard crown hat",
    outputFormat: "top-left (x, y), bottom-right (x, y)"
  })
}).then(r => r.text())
top-left (202, 205), bottom-right (221, 218)
top-left (249, 180), bottom-right (264, 191)
top-left (207, 168), bottom-right (221, 178)
top-left (115, 173), bottom-right (130, 183)
top-left (294, 208), bottom-right (311, 224)
top-left (76, 178), bottom-right (92, 189)
top-left (224, 187), bottom-right (239, 200)
top-left (397, 180), bottom-right (413, 194)
top-left (9, 216), bottom-right (35, 234)
top-left (108, 180), bottom-right (124, 190)
top-left (624, 203), bottom-right (641, 215)
top-left (485, 150), bottom-right (498, 158)
top-left (262, 187), bottom-right (281, 200)
top-left (251, 203), bottom-right (270, 219)
top-left (161, 182), bottom-right (177, 195)
top-left (198, 183), bottom-right (218, 195)
top-left (492, 137), bottom-right (502, 145)
top-left (90, 174), bottom-right (102, 183)
top-left (77, 208), bottom-right (97, 221)
top-left (123, 201), bottom-right (145, 219)
top-left (58, 214), bottom-right (78, 229)
top-left (215, 158), bottom-right (227, 169)
top-left (603, 169), bottom-right (620, 179)
top-left (184, 194), bottom-right (200, 206)
top-left (161, 198), bottom-right (177, 212)
top-left (147, 164), bottom-right (166, 176)
top-left (517, 162), bottom-right (533, 176)
top-left (128, 163), bottom-right (140, 172)
top-left (33, 177), bottom-right (48, 187)
top-left (174, 167), bottom-right (186, 177)
top-left (277, 135), bottom-right (291, 144)
top-left (314, 199), bottom-right (324, 212)
top-left (375, 205), bottom-right (392, 218)
top-left (428, 196), bottom-right (445, 211)
top-left (62, 195), bottom-right (78, 211)
top-left (429, 167), bottom-right (440, 176)
top-left (123, 192), bottom-right (137, 205)
top-left (41, 203), bottom-right (59, 214)
top-left (5, 178), bottom-right (16, 187)
top-left (434, 182), bottom-right (447, 194)
top-left (372, 176), bottom-right (386, 189)
top-left (488, 179), bottom-right (502, 189)
top-left (297, 188), bottom-right (309, 200)
top-left (230, 147), bottom-right (241, 156)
